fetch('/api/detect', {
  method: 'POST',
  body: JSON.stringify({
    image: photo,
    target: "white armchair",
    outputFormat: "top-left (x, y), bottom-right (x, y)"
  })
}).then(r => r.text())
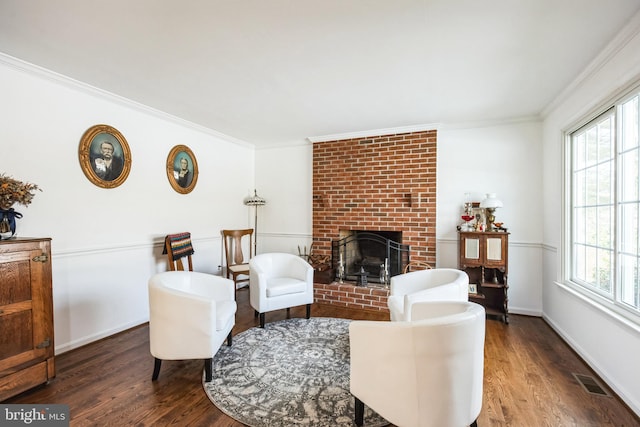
top-left (350, 301), bottom-right (486, 427)
top-left (148, 271), bottom-right (237, 382)
top-left (249, 252), bottom-right (314, 328)
top-left (387, 268), bottom-right (469, 321)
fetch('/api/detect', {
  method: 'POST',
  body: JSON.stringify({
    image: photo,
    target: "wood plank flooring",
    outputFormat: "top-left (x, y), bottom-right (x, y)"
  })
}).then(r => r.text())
top-left (5, 288), bottom-right (639, 426)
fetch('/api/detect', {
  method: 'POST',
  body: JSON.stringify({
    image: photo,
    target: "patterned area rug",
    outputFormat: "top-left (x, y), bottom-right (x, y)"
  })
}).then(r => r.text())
top-left (203, 317), bottom-right (389, 427)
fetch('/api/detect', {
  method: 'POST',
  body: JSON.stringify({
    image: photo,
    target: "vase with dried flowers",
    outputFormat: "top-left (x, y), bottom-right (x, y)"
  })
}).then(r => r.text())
top-left (0, 174), bottom-right (41, 240)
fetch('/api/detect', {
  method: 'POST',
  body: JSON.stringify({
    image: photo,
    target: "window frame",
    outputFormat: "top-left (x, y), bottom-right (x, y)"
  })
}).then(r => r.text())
top-left (563, 85), bottom-right (640, 325)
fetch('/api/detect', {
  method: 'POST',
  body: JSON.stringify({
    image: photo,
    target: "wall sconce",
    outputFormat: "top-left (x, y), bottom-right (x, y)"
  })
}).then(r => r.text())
top-left (480, 193), bottom-right (503, 231)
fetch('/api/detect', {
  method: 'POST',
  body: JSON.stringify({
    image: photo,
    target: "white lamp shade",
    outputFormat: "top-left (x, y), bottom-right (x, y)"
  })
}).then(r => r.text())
top-left (480, 193), bottom-right (503, 209)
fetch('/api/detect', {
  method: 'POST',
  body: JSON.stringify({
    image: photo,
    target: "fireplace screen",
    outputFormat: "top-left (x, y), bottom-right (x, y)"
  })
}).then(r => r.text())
top-left (332, 231), bottom-right (410, 285)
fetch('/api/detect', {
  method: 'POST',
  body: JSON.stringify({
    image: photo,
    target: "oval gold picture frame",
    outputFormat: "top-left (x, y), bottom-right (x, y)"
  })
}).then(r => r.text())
top-left (166, 145), bottom-right (198, 194)
top-left (78, 124), bottom-right (131, 189)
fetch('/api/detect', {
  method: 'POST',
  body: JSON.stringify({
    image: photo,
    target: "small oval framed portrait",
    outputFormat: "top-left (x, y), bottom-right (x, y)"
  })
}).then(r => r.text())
top-left (78, 124), bottom-right (131, 188)
top-left (166, 145), bottom-right (198, 194)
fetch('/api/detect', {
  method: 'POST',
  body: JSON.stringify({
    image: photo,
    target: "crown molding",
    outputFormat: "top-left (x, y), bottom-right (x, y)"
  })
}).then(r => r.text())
top-left (0, 52), bottom-right (254, 149)
top-left (306, 115), bottom-right (546, 143)
top-left (541, 9), bottom-right (640, 118)
top-left (438, 115), bottom-right (542, 130)
top-left (307, 123), bottom-right (441, 143)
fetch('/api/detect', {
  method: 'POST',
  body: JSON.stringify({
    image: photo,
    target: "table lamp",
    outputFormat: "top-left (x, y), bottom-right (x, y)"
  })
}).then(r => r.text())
top-left (480, 193), bottom-right (503, 231)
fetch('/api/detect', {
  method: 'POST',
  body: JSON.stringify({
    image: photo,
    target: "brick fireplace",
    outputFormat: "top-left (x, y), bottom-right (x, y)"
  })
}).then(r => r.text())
top-left (312, 129), bottom-right (437, 312)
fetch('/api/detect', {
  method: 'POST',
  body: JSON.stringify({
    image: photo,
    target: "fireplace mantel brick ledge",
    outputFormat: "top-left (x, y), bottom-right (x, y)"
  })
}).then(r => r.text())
top-left (314, 282), bottom-right (390, 313)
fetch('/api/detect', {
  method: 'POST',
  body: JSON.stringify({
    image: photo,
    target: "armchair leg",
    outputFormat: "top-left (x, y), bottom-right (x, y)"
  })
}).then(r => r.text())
top-left (204, 358), bottom-right (213, 382)
top-left (260, 312), bottom-right (265, 328)
top-left (226, 331), bottom-right (233, 346)
top-left (354, 396), bottom-right (364, 427)
top-left (152, 358), bottom-right (162, 381)
top-left (306, 303), bottom-right (311, 319)
top-left (254, 310), bottom-right (259, 318)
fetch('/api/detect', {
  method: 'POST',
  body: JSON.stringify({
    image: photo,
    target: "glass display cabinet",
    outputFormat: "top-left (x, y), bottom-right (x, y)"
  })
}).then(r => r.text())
top-left (458, 231), bottom-right (509, 323)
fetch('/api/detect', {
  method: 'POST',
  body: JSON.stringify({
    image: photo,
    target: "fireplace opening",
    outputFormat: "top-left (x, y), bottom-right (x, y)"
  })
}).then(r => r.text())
top-left (332, 230), bottom-right (410, 285)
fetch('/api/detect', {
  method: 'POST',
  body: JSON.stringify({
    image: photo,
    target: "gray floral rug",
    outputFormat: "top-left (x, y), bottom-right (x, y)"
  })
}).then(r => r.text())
top-left (203, 317), bottom-right (389, 427)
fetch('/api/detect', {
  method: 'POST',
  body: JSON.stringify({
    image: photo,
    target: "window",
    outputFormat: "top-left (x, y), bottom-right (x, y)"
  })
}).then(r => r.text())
top-left (569, 90), bottom-right (640, 315)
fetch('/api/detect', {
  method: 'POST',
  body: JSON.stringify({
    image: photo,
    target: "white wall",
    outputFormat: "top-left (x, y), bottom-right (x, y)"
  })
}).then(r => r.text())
top-left (0, 55), bottom-right (255, 353)
top-left (541, 14), bottom-right (640, 414)
top-left (255, 144), bottom-right (314, 255)
top-left (437, 121), bottom-right (543, 316)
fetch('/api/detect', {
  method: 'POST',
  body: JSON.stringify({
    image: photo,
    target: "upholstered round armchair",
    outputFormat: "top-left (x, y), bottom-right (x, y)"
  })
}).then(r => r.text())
top-left (387, 268), bottom-right (469, 321)
top-left (350, 301), bottom-right (486, 427)
top-left (249, 252), bottom-right (314, 328)
top-left (148, 271), bottom-right (237, 382)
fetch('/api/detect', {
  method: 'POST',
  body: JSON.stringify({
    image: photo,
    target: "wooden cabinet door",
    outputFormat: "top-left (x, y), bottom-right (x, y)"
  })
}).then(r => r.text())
top-left (459, 233), bottom-right (483, 267)
top-left (0, 241), bottom-right (54, 375)
top-left (483, 234), bottom-right (508, 269)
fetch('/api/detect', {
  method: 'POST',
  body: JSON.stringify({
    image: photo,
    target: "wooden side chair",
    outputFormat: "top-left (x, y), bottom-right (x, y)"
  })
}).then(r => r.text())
top-left (222, 229), bottom-right (254, 293)
top-left (403, 260), bottom-right (433, 274)
top-left (163, 232), bottom-right (195, 271)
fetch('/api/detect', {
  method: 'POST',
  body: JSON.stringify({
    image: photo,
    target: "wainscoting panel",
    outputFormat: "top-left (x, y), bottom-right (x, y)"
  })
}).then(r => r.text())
top-left (51, 236), bottom-right (222, 354)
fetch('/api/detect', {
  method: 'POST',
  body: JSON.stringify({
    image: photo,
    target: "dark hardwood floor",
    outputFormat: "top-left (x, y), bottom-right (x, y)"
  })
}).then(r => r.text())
top-left (6, 288), bottom-right (639, 426)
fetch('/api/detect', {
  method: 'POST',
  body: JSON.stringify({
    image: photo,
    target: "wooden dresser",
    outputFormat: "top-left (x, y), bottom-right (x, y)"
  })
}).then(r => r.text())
top-left (0, 238), bottom-right (55, 401)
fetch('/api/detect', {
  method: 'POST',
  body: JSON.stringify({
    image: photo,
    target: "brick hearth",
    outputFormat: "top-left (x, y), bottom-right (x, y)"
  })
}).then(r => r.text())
top-left (314, 282), bottom-right (390, 313)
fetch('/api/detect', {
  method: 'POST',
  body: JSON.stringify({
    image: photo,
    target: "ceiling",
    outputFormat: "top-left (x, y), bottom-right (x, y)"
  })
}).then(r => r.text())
top-left (1, 0), bottom-right (639, 147)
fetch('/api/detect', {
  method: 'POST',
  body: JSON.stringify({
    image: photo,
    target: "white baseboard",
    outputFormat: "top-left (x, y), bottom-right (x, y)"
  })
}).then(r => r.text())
top-left (542, 313), bottom-right (640, 417)
top-left (55, 318), bottom-right (148, 355)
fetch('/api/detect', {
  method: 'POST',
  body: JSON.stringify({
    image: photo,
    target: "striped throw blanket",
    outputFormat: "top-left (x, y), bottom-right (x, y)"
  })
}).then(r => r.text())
top-left (163, 232), bottom-right (195, 261)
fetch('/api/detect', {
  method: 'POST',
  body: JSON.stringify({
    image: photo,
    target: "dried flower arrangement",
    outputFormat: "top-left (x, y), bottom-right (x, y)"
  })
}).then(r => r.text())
top-left (0, 174), bottom-right (41, 210)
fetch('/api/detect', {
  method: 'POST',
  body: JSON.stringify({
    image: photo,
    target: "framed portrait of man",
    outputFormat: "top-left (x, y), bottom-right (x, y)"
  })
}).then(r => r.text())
top-left (78, 124), bottom-right (131, 188)
top-left (166, 145), bottom-right (198, 194)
